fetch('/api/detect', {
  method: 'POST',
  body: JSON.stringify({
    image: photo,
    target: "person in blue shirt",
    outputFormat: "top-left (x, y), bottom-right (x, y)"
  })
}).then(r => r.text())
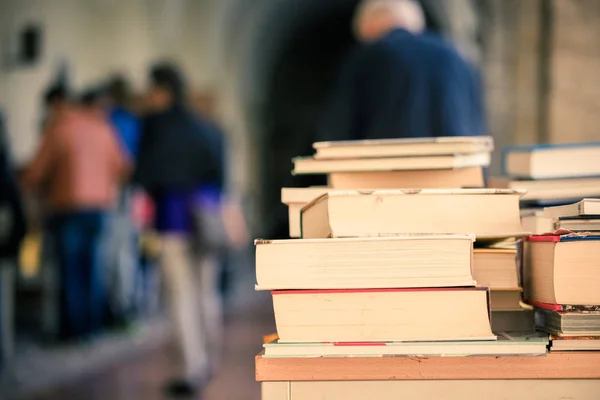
top-left (106, 77), bottom-right (141, 158)
top-left (319, 0), bottom-right (486, 142)
top-left (134, 63), bottom-right (222, 397)
top-left (98, 77), bottom-right (142, 327)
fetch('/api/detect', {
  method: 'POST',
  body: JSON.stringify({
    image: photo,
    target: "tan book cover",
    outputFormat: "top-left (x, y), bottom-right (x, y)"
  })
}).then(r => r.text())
top-left (489, 176), bottom-right (600, 201)
top-left (524, 235), bottom-right (600, 305)
top-left (272, 287), bottom-right (494, 343)
top-left (473, 248), bottom-right (518, 288)
top-left (300, 189), bottom-right (528, 240)
top-left (329, 167), bottom-right (484, 189)
top-left (255, 235), bottom-right (475, 290)
top-left (293, 152), bottom-right (491, 175)
top-left (543, 198), bottom-right (600, 219)
top-left (313, 136), bottom-right (494, 159)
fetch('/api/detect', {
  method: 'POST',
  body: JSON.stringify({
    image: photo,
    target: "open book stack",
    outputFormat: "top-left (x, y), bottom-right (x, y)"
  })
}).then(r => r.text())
top-left (256, 188), bottom-right (547, 359)
top-left (489, 142), bottom-right (600, 234)
top-left (283, 136), bottom-right (493, 238)
top-left (523, 199), bottom-right (600, 351)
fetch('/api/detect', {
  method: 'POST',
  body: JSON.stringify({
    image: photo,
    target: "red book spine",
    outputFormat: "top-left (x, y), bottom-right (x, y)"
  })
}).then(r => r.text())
top-left (529, 300), bottom-right (563, 311)
top-left (528, 235), bottom-right (561, 242)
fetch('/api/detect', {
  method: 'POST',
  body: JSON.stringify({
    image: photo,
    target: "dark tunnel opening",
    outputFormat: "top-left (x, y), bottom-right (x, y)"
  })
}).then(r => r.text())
top-left (259, 0), bottom-right (442, 238)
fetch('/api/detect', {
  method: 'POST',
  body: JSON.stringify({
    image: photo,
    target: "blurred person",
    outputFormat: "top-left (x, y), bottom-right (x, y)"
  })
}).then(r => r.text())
top-left (22, 89), bottom-right (130, 342)
top-left (0, 110), bottom-right (26, 374)
top-left (99, 76), bottom-right (144, 326)
top-left (42, 86), bottom-right (70, 131)
top-left (106, 76), bottom-right (142, 158)
top-left (191, 94), bottom-right (249, 302)
top-left (134, 62), bottom-right (222, 397)
top-left (319, 0), bottom-right (486, 141)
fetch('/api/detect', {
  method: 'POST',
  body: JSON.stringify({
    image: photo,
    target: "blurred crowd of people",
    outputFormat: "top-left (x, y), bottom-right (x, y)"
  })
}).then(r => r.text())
top-left (0, 62), bottom-right (248, 394)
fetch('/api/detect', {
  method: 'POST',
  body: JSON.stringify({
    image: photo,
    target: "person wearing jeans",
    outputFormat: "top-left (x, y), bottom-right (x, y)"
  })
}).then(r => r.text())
top-left (23, 90), bottom-right (129, 341)
top-left (51, 211), bottom-right (105, 339)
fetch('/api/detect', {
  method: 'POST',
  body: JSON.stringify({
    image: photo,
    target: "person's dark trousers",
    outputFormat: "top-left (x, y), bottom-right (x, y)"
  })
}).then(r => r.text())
top-left (50, 210), bottom-right (106, 341)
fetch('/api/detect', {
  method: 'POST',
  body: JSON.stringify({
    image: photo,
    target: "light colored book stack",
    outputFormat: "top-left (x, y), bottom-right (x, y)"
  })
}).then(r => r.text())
top-left (489, 142), bottom-right (600, 234)
top-left (256, 188), bottom-right (546, 363)
top-left (284, 136), bottom-right (493, 238)
top-left (523, 199), bottom-right (600, 352)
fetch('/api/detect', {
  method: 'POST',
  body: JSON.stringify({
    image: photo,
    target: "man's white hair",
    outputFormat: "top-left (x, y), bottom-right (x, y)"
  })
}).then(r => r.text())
top-left (353, 0), bottom-right (426, 37)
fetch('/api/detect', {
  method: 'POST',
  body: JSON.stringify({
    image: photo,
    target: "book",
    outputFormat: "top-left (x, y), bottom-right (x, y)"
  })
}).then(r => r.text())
top-left (473, 248), bottom-right (518, 288)
top-left (524, 234), bottom-right (600, 305)
top-left (555, 217), bottom-right (600, 232)
top-left (490, 288), bottom-right (524, 311)
top-left (502, 142), bottom-right (600, 179)
top-left (551, 336), bottom-right (600, 351)
top-left (329, 167), bottom-right (485, 189)
top-left (490, 310), bottom-right (535, 333)
top-left (255, 235), bottom-right (475, 290)
top-left (292, 152), bottom-right (491, 175)
top-left (488, 176), bottom-right (600, 202)
top-left (543, 198), bottom-right (600, 219)
top-left (300, 189), bottom-right (528, 240)
top-left (262, 333), bottom-right (547, 358)
top-left (520, 208), bottom-right (554, 235)
top-left (313, 136), bottom-right (494, 159)
top-left (535, 308), bottom-right (600, 337)
top-left (282, 187), bottom-right (329, 237)
top-left (272, 287), bottom-right (495, 343)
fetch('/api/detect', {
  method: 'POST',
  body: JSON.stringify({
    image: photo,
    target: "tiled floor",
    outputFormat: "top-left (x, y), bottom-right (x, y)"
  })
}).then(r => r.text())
top-left (30, 295), bottom-right (275, 400)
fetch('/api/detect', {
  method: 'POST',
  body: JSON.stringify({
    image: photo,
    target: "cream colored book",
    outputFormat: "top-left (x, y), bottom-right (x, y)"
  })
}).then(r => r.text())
top-left (329, 167), bottom-right (484, 189)
top-left (490, 310), bottom-right (535, 333)
top-left (300, 189), bottom-right (528, 240)
top-left (282, 187), bottom-right (329, 237)
top-left (272, 287), bottom-right (495, 343)
top-left (255, 235), bottom-right (475, 290)
top-left (556, 217), bottom-right (600, 232)
top-left (543, 198), bottom-right (600, 219)
top-left (313, 136), bottom-right (494, 159)
top-left (490, 288), bottom-right (524, 311)
top-left (503, 142), bottom-right (600, 179)
top-left (520, 208), bottom-right (554, 235)
top-left (524, 235), bottom-right (600, 305)
top-left (473, 248), bottom-right (518, 288)
top-left (551, 336), bottom-right (600, 351)
top-left (293, 152), bottom-right (491, 174)
top-left (262, 333), bottom-right (547, 358)
top-left (488, 176), bottom-right (600, 201)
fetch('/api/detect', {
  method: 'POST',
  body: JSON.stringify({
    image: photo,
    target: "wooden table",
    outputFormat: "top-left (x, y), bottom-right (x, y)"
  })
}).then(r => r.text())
top-left (256, 351), bottom-right (600, 400)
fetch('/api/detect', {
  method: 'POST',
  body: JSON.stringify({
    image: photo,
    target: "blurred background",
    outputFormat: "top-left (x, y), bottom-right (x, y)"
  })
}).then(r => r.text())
top-left (0, 0), bottom-right (599, 399)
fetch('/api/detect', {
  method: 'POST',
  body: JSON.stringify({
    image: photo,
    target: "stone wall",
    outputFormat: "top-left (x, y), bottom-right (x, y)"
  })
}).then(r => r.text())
top-left (547, 0), bottom-right (600, 143)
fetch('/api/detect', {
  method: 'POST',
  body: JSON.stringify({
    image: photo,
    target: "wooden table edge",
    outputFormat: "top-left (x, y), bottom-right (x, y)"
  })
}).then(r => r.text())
top-left (255, 351), bottom-right (600, 382)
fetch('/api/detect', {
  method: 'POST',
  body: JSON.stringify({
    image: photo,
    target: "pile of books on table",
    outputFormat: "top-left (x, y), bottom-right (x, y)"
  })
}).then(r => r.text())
top-left (524, 198), bottom-right (600, 351)
top-left (489, 142), bottom-right (600, 234)
top-left (256, 137), bottom-right (550, 360)
top-left (283, 136), bottom-right (493, 238)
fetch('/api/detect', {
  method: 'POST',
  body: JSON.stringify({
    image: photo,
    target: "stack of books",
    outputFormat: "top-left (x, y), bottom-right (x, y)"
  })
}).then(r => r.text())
top-left (543, 198), bottom-right (600, 233)
top-left (256, 187), bottom-right (548, 359)
top-left (283, 136), bottom-right (493, 238)
top-left (489, 142), bottom-right (600, 234)
top-left (524, 199), bottom-right (600, 351)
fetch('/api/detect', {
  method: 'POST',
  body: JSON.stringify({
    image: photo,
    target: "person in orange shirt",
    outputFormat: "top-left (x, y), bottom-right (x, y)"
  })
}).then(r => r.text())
top-left (23, 87), bottom-right (130, 340)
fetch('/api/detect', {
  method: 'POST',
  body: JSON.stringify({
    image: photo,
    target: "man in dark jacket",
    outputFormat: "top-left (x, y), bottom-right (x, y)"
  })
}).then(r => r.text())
top-left (0, 110), bottom-right (26, 373)
top-left (319, 0), bottom-right (485, 141)
top-left (134, 63), bottom-right (222, 397)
